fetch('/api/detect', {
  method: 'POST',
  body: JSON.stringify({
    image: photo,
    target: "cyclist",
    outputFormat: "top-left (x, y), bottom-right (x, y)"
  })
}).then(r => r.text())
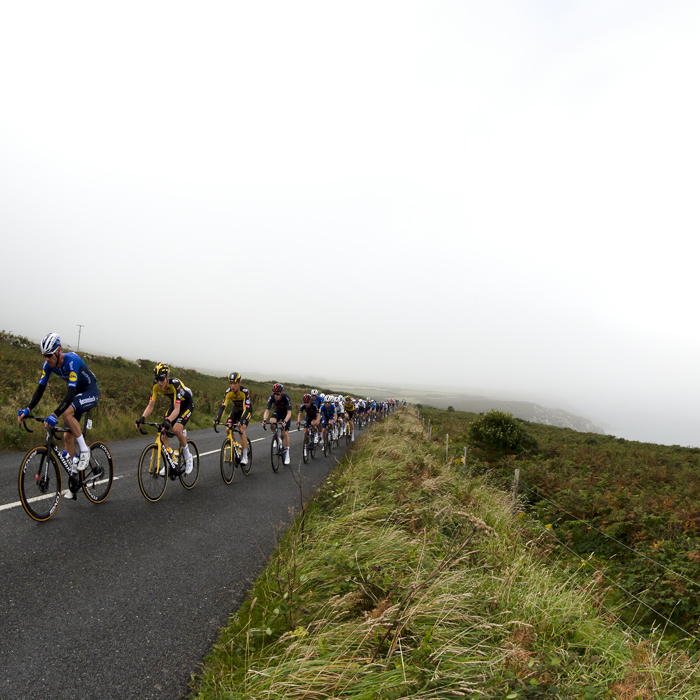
top-left (262, 383), bottom-right (292, 465)
top-left (343, 394), bottom-right (356, 441)
top-left (319, 397), bottom-right (337, 447)
top-left (17, 332), bottom-right (99, 473)
top-left (297, 393), bottom-right (321, 457)
top-left (135, 363), bottom-right (195, 474)
top-left (213, 372), bottom-right (252, 466)
top-left (333, 395), bottom-right (344, 436)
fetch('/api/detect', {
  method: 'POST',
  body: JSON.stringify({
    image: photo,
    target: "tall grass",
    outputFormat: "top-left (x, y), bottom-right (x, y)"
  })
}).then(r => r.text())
top-left (191, 409), bottom-right (700, 699)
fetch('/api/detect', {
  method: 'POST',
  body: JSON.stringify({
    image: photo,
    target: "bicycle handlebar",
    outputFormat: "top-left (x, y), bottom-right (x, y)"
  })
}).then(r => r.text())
top-left (20, 414), bottom-right (68, 439)
top-left (213, 421), bottom-right (242, 435)
top-left (138, 421), bottom-right (174, 437)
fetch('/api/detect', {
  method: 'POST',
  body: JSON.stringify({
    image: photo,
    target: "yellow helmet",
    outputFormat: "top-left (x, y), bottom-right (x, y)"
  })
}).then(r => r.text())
top-left (154, 363), bottom-right (169, 380)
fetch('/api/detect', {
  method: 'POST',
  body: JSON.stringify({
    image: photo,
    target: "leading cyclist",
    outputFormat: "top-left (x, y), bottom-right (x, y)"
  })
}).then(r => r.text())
top-left (17, 332), bottom-right (99, 473)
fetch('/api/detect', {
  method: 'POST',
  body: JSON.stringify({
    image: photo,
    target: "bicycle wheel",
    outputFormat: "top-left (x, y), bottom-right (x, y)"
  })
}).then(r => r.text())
top-left (303, 435), bottom-right (309, 464)
top-left (220, 438), bottom-right (235, 485)
top-left (82, 441), bottom-right (114, 504)
top-left (240, 440), bottom-right (252, 476)
top-left (180, 440), bottom-right (200, 489)
top-left (270, 436), bottom-right (281, 473)
top-left (323, 432), bottom-right (330, 457)
top-left (309, 433), bottom-right (316, 460)
top-left (138, 444), bottom-right (168, 502)
top-left (346, 424), bottom-right (351, 445)
top-left (19, 446), bottom-right (62, 522)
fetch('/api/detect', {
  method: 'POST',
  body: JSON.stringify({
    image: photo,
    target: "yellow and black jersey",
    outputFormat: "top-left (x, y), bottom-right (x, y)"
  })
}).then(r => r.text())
top-left (343, 401), bottom-right (355, 413)
top-left (150, 378), bottom-right (193, 407)
top-left (217, 386), bottom-right (252, 423)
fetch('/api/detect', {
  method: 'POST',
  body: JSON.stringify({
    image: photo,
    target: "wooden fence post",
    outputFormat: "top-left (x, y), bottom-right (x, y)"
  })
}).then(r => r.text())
top-left (512, 469), bottom-right (520, 515)
top-left (445, 434), bottom-right (449, 462)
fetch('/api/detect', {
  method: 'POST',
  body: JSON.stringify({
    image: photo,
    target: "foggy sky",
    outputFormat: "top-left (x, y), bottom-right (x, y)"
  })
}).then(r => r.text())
top-left (2, 1), bottom-right (700, 447)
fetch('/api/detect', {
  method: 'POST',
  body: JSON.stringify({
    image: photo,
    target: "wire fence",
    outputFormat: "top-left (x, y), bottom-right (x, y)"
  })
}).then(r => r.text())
top-left (517, 480), bottom-right (700, 647)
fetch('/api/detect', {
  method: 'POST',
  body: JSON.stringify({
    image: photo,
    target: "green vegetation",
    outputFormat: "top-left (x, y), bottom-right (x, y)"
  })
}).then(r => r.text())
top-left (467, 409), bottom-right (538, 455)
top-left (0, 331), bottom-right (324, 453)
top-left (191, 409), bottom-right (700, 699)
top-left (422, 406), bottom-right (700, 648)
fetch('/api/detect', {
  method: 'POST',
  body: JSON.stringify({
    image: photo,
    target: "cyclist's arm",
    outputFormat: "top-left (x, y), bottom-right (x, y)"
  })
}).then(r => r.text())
top-left (167, 400), bottom-right (181, 423)
top-left (215, 394), bottom-right (228, 423)
top-left (25, 383), bottom-right (47, 413)
top-left (142, 398), bottom-right (156, 419)
top-left (240, 390), bottom-right (252, 424)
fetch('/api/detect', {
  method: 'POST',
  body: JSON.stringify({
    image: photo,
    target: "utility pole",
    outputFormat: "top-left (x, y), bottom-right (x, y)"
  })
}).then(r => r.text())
top-left (76, 325), bottom-right (84, 352)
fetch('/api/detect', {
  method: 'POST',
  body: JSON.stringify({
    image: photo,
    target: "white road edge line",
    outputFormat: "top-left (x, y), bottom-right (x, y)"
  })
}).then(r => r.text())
top-left (0, 475), bottom-right (126, 512)
top-left (3, 437), bottom-right (272, 511)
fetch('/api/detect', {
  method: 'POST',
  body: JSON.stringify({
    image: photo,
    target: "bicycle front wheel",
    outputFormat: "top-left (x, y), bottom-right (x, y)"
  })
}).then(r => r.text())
top-left (220, 438), bottom-right (235, 485)
top-left (19, 446), bottom-right (62, 522)
top-left (138, 444), bottom-right (167, 502)
top-left (346, 424), bottom-right (351, 445)
top-left (271, 436), bottom-right (281, 473)
top-left (83, 441), bottom-right (114, 504)
top-left (179, 440), bottom-right (200, 489)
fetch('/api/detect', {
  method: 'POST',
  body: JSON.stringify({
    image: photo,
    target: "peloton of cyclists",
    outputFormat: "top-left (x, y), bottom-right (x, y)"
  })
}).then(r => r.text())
top-left (17, 332), bottom-right (99, 475)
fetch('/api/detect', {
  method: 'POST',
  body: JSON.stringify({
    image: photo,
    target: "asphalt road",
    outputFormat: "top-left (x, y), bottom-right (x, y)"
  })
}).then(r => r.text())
top-left (0, 420), bottom-right (361, 699)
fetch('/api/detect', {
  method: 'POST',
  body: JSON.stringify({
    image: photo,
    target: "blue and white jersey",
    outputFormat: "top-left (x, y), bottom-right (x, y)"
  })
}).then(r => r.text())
top-left (320, 402), bottom-right (336, 420)
top-left (39, 352), bottom-right (96, 392)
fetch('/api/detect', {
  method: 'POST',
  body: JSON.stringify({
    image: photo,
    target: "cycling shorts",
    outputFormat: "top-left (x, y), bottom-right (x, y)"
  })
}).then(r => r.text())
top-left (228, 409), bottom-right (250, 426)
top-left (170, 407), bottom-right (192, 427)
top-left (71, 384), bottom-right (100, 420)
top-left (272, 410), bottom-right (289, 429)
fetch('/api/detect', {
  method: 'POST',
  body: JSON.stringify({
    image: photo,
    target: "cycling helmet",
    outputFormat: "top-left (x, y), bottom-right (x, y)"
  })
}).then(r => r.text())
top-left (229, 372), bottom-right (241, 383)
top-left (366, 397), bottom-right (371, 401)
top-left (40, 333), bottom-right (61, 355)
top-left (310, 389), bottom-right (318, 396)
top-left (273, 383), bottom-right (284, 393)
top-left (154, 363), bottom-right (170, 380)
top-left (345, 395), bottom-right (351, 401)
top-left (319, 393), bottom-right (325, 401)
top-left (303, 393), bottom-right (311, 402)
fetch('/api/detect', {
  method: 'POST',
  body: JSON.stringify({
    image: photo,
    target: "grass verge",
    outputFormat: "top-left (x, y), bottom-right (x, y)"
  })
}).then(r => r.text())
top-left (190, 409), bottom-right (700, 699)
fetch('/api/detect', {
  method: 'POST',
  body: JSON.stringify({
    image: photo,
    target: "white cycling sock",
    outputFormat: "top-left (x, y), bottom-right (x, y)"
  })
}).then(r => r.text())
top-left (77, 435), bottom-right (88, 452)
top-left (184, 445), bottom-right (191, 457)
top-left (242, 448), bottom-right (248, 458)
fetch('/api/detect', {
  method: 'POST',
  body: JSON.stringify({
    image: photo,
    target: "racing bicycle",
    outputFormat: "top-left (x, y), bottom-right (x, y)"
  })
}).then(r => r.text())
top-left (137, 422), bottom-right (200, 502)
top-left (264, 420), bottom-right (286, 473)
top-left (18, 413), bottom-right (114, 522)
top-left (214, 421), bottom-right (252, 484)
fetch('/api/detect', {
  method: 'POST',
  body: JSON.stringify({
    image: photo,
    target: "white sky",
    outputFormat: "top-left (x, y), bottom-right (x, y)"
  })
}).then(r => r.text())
top-left (2, 0), bottom-right (699, 446)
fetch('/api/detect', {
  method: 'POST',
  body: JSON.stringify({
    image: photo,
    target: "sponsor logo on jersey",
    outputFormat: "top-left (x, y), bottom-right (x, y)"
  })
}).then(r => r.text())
top-left (69, 371), bottom-right (78, 382)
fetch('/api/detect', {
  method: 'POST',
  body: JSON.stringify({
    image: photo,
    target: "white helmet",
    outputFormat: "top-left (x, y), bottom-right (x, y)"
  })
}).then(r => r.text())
top-left (311, 389), bottom-right (318, 396)
top-left (40, 332), bottom-right (61, 355)
top-left (366, 397), bottom-right (371, 401)
top-left (319, 393), bottom-right (325, 400)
